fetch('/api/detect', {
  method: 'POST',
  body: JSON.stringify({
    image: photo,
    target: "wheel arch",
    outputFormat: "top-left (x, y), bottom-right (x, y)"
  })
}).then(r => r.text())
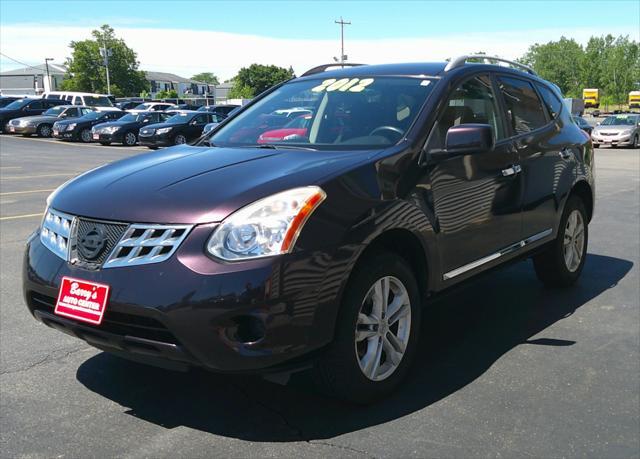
top-left (569, 180), bottom-right (594, 223)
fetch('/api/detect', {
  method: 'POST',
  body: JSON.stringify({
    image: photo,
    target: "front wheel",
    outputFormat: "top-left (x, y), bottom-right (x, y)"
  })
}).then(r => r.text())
top-left (533, 196), bottom-right (588, 287)
top-left (36, 124), bottom-right (52, 137)
top-left (173, 134), bottom-right (187, 145)
top-left (79, 129), bottom-right (92, 143)
top-left (123, 131), bottom-right (137, 146)
top-left (313, 251), bottom-right (421, 404)
top-left (631, 135), bottom-right (639, 149)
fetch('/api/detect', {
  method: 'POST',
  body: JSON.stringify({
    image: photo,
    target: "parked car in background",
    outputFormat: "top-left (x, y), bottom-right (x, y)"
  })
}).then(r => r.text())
top-left (272, 106), bottom-right (313, 118)
top-left (138, 111), bottom-right (215, 148)
top-left (564, 98), bottom-right (584, 116)
top-left (91, 111), bottom-right (173, 146)
top-left (24, 58), bottom-right (594, 404)
top-left (52, 110), bottom-right (125, 142)
top-left (0, 96), bottom-right (26, 108)
top-left (115, 99), bottom-right (144, 111)
top-left (197, 104), bottom-right (239, 117)
top-left (128, 102), bottom-right (176, 114)
top-left (0, 98), bottom-right (70, 133)
top-left (591, 113), bottom-right (640, 148)
top-left (572, 115), bottom-right (593, 135)
top-left (257, 113), bottom-right (313, 143)
top-left (42, 92), bottom-right (116, 110)
top-left (200, 113), bottom-right (228, 135)
top-left (174, 103), bottom-right (201, 111)
top-left (5, 105), bottom-right (94, 137)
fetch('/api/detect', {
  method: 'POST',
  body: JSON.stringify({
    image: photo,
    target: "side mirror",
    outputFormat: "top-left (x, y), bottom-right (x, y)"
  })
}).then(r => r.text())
top-left (444, 124), bottom-right (494, 156)
top-left (190, 119), bottom-right (198, 125)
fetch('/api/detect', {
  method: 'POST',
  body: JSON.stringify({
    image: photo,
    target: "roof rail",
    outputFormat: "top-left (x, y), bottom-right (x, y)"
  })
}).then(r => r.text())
top-left (444, 55), bottom-right (537, 76)
top-left (300, 63), bottom-right (365, 77)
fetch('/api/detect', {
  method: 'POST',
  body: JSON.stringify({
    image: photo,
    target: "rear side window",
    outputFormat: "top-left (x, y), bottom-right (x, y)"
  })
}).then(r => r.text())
top-left (536, 84), bottom-right (563, 119)
top-left (497, 76), bottom-right (547, 134)
top-left (28, 100), bottom-right (44, 109)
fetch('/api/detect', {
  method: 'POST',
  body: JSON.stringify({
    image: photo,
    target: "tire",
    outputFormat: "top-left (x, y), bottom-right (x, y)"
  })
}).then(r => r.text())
top-left (313, 251), bottom-right (422, 404)
top-left (533, 196), bottom-right (588, 288)
top-left (123, 131), bottom-right (137, 146)
top-left (36, 124), bottom-right (52, 137)
top-left (631, 135), bottom-right (639, 149)
top-left (79, 129), bottom-right (92, 143)
top-left (173, 134), bottom-right (187, 145)
top-left (592, 143), bottom-right (599, 148)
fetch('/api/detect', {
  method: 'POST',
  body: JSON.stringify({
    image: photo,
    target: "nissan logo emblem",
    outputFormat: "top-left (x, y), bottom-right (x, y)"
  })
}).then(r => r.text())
top-left (78, 225), bottom-right (107, 260)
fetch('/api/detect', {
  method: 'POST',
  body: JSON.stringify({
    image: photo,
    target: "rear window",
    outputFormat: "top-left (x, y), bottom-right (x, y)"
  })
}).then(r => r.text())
top-left (536, 84), bottom-right (563, 119)
top-left (497, 76), bottom-right (548, 135)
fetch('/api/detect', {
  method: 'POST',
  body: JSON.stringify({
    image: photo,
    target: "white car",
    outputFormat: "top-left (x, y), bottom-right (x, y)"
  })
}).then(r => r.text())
top-left (127, 102), bottom-right (177, 114)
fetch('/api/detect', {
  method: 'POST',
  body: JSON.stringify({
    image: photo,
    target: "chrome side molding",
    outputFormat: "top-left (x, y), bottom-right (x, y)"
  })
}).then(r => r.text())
top-left (443, 228), bottom-right (552, 280)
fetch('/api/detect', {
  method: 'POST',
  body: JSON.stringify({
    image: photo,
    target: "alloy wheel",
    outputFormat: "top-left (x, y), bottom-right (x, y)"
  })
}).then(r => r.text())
top-left (174, 134), bottom-right (186, 145)
top-left (39, 125), bottom-right (51, 137)
top-left (563, 209), bottom-right (585, 272)
top-left (355, 276), bottom-right (411, 381)
top-left (80, 129), bottom-right (92, 143)
top-left (124, 132), bottom-right (137, 146)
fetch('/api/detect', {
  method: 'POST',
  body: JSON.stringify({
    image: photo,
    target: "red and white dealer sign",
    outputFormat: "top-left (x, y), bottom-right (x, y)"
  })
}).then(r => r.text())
top-left (55, 277), bottom-right (110, 325)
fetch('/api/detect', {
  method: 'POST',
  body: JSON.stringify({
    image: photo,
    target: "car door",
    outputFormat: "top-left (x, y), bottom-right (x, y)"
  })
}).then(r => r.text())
top-left (419, 73), bottom-right (523, 278)
top-left (495, 75), bottom-right (571, 241)
top-left (188, 114), bottom-right (209, 139)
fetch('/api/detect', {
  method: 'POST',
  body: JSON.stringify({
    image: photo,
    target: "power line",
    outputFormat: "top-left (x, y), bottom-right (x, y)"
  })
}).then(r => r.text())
top-left (0, 51), bottom-right (47, 72)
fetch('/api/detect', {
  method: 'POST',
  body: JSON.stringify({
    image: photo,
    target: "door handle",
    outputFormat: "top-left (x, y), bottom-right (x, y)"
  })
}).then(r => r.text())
top-left (501, 165), bottom-right (522, 177)
top-left (559, 148), bottom-right (572, 160)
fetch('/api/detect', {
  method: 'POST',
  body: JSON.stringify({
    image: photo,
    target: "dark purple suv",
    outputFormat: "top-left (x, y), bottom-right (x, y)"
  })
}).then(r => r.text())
top-left (23, 57), bottom-right (595, 403)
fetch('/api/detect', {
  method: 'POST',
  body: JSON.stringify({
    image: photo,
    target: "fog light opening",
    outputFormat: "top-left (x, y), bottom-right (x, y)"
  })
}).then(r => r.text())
top-left (229, 315), bottom-right (266, 344)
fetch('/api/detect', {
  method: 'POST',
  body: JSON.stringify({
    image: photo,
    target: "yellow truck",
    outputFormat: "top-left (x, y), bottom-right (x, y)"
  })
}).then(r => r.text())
top-left (583, 88), bottom-right (600, 108)
top-left (629, 91), bottom-right (640, 109)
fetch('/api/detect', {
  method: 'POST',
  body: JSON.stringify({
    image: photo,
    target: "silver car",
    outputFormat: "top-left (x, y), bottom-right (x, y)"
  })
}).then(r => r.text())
top-left (591, 114), bottom-right (640, 148)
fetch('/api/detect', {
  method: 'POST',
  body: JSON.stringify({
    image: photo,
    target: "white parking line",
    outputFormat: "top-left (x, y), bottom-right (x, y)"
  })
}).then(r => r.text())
top-left (0, 212), bottom-right (42, 221)
top-left (2, 173), bottom-right (77, 180)
top-left (0, 166), bottom-right (22, 170)
top-left (0, 189), bottom-right (56, 196)
top-left (4, 136), bottom-right (147, 150)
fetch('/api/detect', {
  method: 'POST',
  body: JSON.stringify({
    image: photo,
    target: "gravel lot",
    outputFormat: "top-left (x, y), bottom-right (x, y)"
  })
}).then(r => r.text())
top-left (1, 136), bottom-right (638, 458)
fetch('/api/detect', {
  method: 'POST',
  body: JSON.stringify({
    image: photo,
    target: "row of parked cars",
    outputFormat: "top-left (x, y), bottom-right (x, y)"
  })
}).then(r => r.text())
top-left (0, 92), bottom-right (241, 148)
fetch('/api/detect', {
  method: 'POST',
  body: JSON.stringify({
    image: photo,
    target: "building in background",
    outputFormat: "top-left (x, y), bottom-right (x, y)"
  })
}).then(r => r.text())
top-left (0, 63), bottom-right (66, 95)
top-left (145, 71), bottom-right (214, 98)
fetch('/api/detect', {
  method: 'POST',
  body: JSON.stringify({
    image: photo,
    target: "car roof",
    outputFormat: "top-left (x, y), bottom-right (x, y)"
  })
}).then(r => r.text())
top-left (296, 62), bottom-right (449, 80)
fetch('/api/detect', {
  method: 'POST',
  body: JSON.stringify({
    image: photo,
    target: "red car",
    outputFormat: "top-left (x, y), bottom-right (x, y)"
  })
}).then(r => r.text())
top-left (257, 114), bottom-right (312, 143)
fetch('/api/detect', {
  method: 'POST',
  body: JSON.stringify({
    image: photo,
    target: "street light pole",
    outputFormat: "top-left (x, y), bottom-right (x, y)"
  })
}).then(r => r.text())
top-left (334, 17), bottom-right (351, 66)
top-left (100, 45), bottom-right (112, 95)
top-left (44, 58), bottom-right (53, 92)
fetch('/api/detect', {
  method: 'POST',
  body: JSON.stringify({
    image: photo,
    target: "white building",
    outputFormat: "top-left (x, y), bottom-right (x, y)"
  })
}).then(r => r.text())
top-left (0, 63), bottom-right (66, 95)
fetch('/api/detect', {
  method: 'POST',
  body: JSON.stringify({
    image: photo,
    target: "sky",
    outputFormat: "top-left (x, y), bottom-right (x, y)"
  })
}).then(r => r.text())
top-left (1, 0), bottom-right (639, 81)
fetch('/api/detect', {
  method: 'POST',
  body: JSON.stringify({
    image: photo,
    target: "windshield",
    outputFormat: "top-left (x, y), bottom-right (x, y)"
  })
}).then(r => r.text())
top-left (601, 115), bottom-right (638, 126)
top-left (208, 77), bottom-right (436, 149)
top-left (84, 96), bottom-right (113, 107)
top-left (165, 112), bottom-right (196, 124)
top-left (4, 99), bottom-right (33, 110)
top-left (81, 112), bottom-right (104, 121)
top-left (133, 103), bottom-right (153, 110)
top-left (118, 113), bottom-right (143, 122)
top-left (43, 106), bottom-right (68, 116)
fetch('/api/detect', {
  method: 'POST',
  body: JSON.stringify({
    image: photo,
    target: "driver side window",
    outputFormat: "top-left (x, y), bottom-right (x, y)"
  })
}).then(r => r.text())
top-left (427, 75), bottom-right (504, 151)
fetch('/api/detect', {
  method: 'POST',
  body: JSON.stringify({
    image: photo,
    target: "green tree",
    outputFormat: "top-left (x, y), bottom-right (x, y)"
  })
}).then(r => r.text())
top-left (191, 72), bottom-right (219, 85)
top-left (156, 89), bottom-right (178, 99)
top-left (228, 64), bottom-right (295, 98)
top-left (61, 24), bottom-right (149, 97)
top-left (520, 37), bottom-right (584, 97)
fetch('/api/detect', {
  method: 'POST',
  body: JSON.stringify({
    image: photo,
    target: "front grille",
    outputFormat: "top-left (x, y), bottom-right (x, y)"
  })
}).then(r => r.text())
top-left (600, 132), bottom-right (617, 136)
top-left (73, 218), bottom-right (128, 265)
top-left (29, 291), bottom-right (180, 345)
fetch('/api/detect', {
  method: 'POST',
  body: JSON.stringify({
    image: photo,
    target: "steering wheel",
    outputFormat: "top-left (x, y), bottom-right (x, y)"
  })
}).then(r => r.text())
top-left (369, 125), bottom-right (404, 141)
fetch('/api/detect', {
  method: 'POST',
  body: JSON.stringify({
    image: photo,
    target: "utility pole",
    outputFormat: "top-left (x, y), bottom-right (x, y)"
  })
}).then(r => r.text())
top-left (100, 45), bottom-right (112, 95)
top-left (334, 17), bottom-right (351, 66)
top-left (44, 58), bottom-right (53, 92)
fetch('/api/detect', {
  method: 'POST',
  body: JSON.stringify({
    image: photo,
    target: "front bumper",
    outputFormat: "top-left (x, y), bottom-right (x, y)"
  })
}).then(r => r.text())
top-left (139, 133), bottom-right (172, 147)
top-left (23, 226), bottom-right (344, 373)
top-left (93, 132), bottom-right (124, 143)
top-left (52, 129), bottom-right (77, 140)
top-left (591, 133), bottom-right (634, 146)
top-left (5, 124), bottom-right (36, 134)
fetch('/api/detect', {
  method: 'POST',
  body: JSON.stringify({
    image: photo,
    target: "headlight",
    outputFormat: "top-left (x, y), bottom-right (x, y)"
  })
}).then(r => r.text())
top-left (18, 119), bottom-right (30, 126)
top-left (207, 186), bottom-right (326, 261)
top-left (67, 123), bottom-right (76, 130)
top-left (103, 126), bottom-right (120, 134)
top-left (621, 129), bottom-right (632, 135)
top-left (156, 127), bottom-right (172, 134)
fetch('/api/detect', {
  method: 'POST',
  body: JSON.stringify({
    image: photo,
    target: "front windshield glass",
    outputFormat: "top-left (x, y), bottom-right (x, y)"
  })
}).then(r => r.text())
top-left (84, 96), bottom-right (113, 107)
top-left (601, 115), bottom-right (638, 126)
top-left (4, 99), bottom-right (33, 110)
top-left (165, 112), bottom-right (196, 124)
top-left (43, 106), bottom-right (67, 116)
top-left (133, 103), bottom-right (152, 110)
top-left (81, 112), bottom-right (103, 120)
top-left (208, 76), bottom-right (436, 149)
top-left (118, 113), bottom-right (143, 122)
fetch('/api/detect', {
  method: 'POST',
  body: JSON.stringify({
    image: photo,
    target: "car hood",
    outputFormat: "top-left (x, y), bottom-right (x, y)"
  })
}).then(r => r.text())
top-left (594, 125), bottom-right (635, 132)
top-left (49, 145), bottom-right (375, 224)
top-left (141, 122), bottom-right (184, 132)
top-left (16, 114), bottom-right (59, 123)
top-left (94, 120), bottom-right (138, 129)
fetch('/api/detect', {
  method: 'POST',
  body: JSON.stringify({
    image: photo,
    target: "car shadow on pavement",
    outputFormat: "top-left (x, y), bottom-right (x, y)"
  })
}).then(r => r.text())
top-left (76, 253), bottom-right (632, 442)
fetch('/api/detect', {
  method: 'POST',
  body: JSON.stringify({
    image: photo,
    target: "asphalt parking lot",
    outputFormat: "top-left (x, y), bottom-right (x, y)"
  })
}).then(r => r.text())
top-left (1, 136), bottom-right (638, 458)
